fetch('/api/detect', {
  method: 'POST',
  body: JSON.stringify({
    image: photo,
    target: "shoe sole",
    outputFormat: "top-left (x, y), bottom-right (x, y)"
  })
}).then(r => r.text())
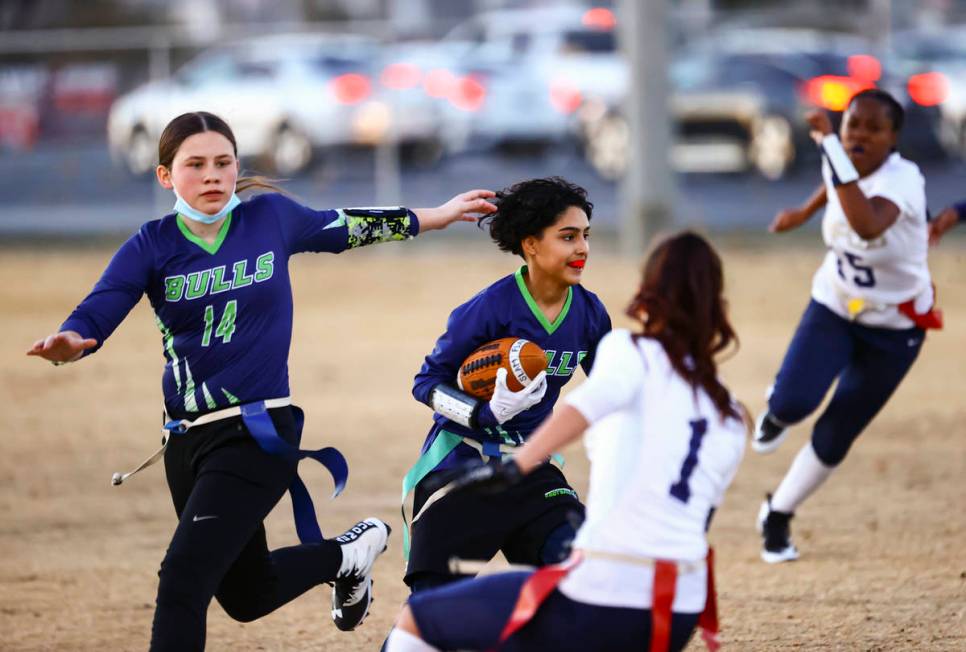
top-left (756, 499), bottom-right (799, 563)
top-left (761, 547), bottom-right (799, 563)
top-left (751, 414), bottom-right (788, 454)
top-left (332, 577), bottom-right (372, 631)
top-left (331, 520), bottom-right (392, 631)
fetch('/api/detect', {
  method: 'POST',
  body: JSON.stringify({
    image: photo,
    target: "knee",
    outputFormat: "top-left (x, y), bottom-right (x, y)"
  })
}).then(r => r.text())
top-left (811, 429), bottom-right (851, 467)
top-left (217, 596), bottom-right (262, 623)
top-left (768, 387), bottom-right (821, 424)
top-left (539, 519), bottom-right (580, 565)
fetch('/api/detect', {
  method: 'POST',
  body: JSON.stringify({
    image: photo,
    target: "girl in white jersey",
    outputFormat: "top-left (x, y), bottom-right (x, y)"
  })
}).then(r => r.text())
top-left (383, 232), bottom-right (747, 652)
top-left (753, 90), bottom-right (943, 563)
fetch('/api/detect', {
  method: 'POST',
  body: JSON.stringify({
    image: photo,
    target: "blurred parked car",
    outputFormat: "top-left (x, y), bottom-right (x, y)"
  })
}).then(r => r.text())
top-left (107, 33), bottom-right (452, 176)
top-left (436, 5), bottom-right (624, 150)
top-left (0, 66), bottom-right (46, 150)
top-left (888, 26), bottom-right (966, 158)
top-left (580, 28), bottom-right (945, 180)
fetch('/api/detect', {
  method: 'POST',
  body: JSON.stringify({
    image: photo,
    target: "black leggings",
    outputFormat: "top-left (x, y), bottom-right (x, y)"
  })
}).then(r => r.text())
top-left (150, 407), bottom-right (342, 651)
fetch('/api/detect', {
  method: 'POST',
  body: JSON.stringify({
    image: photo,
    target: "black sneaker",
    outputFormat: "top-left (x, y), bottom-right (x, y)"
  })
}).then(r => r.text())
top-left (756, 495), bottom-right (799, 563)
top-left (752, 412), bottom-right (789, 454)
top-left (331, 518), bottom-right (390, 631)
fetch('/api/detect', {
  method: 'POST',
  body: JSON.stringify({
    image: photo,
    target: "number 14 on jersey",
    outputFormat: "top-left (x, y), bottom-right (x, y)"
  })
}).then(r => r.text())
top-left (202, 300), bottom-right (238, 346)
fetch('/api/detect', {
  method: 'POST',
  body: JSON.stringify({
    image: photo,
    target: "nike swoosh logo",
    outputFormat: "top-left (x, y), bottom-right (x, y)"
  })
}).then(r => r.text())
top-left (192, 514), bottom-right (218, 522)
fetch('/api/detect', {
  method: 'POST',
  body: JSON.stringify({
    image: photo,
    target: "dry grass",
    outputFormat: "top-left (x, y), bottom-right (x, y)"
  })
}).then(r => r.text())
top-left (1, 238), bottom-right (963, 651)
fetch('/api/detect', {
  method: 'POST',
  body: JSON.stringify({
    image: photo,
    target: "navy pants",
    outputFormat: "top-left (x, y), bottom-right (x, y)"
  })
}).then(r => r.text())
top-left (150, 407), bottom-right (342, 651)
top-left (409, 571), bottom-right (699, 652)
top-left (769, 300), bottom-right (924, 466)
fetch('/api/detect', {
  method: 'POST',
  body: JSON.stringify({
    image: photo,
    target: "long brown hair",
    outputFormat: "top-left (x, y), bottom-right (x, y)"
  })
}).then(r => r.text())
top-left (157, 111), bottom-right (282, 194)
top-left (626, 231), bottom-right (739, 421)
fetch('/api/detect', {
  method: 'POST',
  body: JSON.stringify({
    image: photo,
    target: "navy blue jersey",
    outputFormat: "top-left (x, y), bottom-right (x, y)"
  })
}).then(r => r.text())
top-left (413, 266), bottom-right (611, 447)
top-left (61, 193), bottom-right (418, 418)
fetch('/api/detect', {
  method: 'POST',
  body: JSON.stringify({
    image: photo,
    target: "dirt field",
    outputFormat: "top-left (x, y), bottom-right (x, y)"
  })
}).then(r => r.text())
top-left (1, 237), bottom-right (963, 651)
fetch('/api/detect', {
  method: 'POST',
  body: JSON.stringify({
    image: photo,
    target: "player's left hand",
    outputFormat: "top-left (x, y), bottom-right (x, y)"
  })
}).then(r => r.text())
top-left (445, 458), bottom-right (524, 496)
top-left (929, 206), bottom-right (959, 246)
top-left (414, 189), bottom-right (497, 232)
top-left (805, 109), bottom-right (834, 145)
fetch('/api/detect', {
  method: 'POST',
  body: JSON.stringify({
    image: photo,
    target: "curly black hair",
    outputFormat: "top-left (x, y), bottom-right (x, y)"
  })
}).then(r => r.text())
top-left (847, 88), bottom-right (904, 132)
top-left (478, 177), bottom-right (593, 257)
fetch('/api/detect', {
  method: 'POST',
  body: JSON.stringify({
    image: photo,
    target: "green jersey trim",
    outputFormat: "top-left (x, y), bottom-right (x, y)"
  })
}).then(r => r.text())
top-left (514, 265), bottom-right (573, 336)
top-left (176, 212), bottom-right (233, 255)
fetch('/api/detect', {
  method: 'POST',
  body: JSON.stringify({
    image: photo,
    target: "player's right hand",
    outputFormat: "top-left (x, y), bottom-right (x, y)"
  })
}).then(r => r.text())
top-left (769, 208), bottom-right (807, 233)
top-left (805, 109), bottom-right (833, 145)
top-left (26, 330), bottom-right (97, 364)
top-left (488, 368), bottom-right (548, 424)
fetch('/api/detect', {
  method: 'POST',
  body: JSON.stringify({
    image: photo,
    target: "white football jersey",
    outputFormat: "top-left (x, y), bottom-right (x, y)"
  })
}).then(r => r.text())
top-left (557, 330), bottom-right (746, 613)
top-left (811, 152), bottom-right (932, 329)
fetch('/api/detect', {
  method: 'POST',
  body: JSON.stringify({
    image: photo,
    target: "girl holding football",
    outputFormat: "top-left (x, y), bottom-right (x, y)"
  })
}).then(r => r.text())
top-left (754, 89), bottom-right (942, 563)
top-left (25, 111), bottom-right (496, 651)
top-left (402, 177), bottom-right (612, 594)
top-left (386, 231), bottom-right (747, 652)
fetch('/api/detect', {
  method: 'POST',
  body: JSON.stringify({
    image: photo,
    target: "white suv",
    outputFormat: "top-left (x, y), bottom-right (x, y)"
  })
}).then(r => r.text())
top-left (107, 33), bottom-right (449, 175)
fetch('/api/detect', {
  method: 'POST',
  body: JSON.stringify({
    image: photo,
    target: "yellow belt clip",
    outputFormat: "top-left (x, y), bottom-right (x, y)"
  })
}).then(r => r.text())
top-left (846, 297), bottom-right (866, 319)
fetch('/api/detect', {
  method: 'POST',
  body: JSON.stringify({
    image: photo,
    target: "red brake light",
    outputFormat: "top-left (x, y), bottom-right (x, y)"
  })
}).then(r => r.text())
top-left (549, 80), bottom-right (583, 114)
top-left (423, 68), bottom-right (457, 98)
top-left (582, 7), bottom-right (616, 31)
top-left (450, 75), bottom-right (486, 112)
top-left (331, 73), bottom-right (371, 104)
top-left (907, 71), bottom-right (948, 106)
top-left (801, 75), bottom-right (873, 111)
top-left (381, 63), bottom-right (421, 90)
top-left (847, 54), bottom-right (881, 83)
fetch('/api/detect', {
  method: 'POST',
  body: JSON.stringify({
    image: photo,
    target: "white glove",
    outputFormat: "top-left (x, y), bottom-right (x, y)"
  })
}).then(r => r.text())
top-left (488, 368), bottom-right (548, 424)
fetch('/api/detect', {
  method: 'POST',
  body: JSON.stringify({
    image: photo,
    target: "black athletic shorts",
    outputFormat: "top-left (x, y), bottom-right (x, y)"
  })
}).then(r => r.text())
top-left (405, 462), bottom-right (584, 586)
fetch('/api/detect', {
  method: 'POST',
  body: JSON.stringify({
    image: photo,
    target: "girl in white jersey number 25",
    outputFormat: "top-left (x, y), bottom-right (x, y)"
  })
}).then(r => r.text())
top-left (384, 232), bottom-right (748, 652)
top-left (754, 89), bottom-right (943, 563)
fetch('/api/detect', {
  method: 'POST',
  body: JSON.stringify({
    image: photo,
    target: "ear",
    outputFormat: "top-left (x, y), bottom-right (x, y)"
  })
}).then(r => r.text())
top-left (156, 165), bottom-right (173, 189)
top-left (522, 235), bottom-right (539, 258)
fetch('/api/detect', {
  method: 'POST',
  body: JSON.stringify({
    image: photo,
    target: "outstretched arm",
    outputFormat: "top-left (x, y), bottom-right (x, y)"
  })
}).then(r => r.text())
top-left (26, 331), bottom-right (97, 364)
top-left (26, 229), bottom-right (151, 364)
top-left (929, 203), bottom-right (963, 246)
top-left (412, 189), bottom-right (497, 232)
top-left (769, 183), bottom-right (827, 233)
top-left (514, 404), bottom-right (589, 473)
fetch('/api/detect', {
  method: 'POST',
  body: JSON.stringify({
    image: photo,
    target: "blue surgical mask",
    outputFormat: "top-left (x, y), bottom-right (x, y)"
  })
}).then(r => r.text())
top-left (173, 189), bottom-right (241, 225)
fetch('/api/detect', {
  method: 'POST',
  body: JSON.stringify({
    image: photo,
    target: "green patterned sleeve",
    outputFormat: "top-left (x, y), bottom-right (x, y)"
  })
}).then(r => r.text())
top-left (342, 207), bottom-right (419, 249)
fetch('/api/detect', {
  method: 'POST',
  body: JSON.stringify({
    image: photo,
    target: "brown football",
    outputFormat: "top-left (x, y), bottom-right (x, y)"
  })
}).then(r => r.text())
top-left (457, 337), bottom-right (547, 400)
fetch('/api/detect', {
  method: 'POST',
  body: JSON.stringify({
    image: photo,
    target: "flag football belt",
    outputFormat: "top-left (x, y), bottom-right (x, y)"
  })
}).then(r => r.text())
top-left (399, 429), bottom-right (565, 560)
top-left (495, 549), bottom-right (720, 652)
top-left (111, 397), bottom-right (348, 544)
top-left (835, 287), bottom-right (943, 329)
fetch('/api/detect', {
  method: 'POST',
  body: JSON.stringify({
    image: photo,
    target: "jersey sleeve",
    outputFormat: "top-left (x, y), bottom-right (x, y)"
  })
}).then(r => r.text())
top-left (266, 193), bottom-right (420, 255)
top-left (580, 299), bottom-right (612, 375)
top-left (565, 329), bottom-right (644, 424)
top-left (59, 227), bottom-right (154, 356)
top-left (862, 161), bottom-right (925, 222)
top-left (412, 290), bottom-right (501, 406)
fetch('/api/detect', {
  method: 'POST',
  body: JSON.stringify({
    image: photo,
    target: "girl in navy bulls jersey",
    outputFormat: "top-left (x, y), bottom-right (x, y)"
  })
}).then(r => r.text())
top-left (25, 111), bottom-right (496, 651)
top-left (400, 177), bottom-right (612, 594)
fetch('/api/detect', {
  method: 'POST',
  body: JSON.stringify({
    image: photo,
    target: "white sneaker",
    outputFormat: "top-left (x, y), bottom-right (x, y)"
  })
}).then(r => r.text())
top-left (331, 517), bottom-right (390, 631)
top-left (752, 412), bottom-right (789, 454)
top-left (756, 496), bottom-right (799, 564)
